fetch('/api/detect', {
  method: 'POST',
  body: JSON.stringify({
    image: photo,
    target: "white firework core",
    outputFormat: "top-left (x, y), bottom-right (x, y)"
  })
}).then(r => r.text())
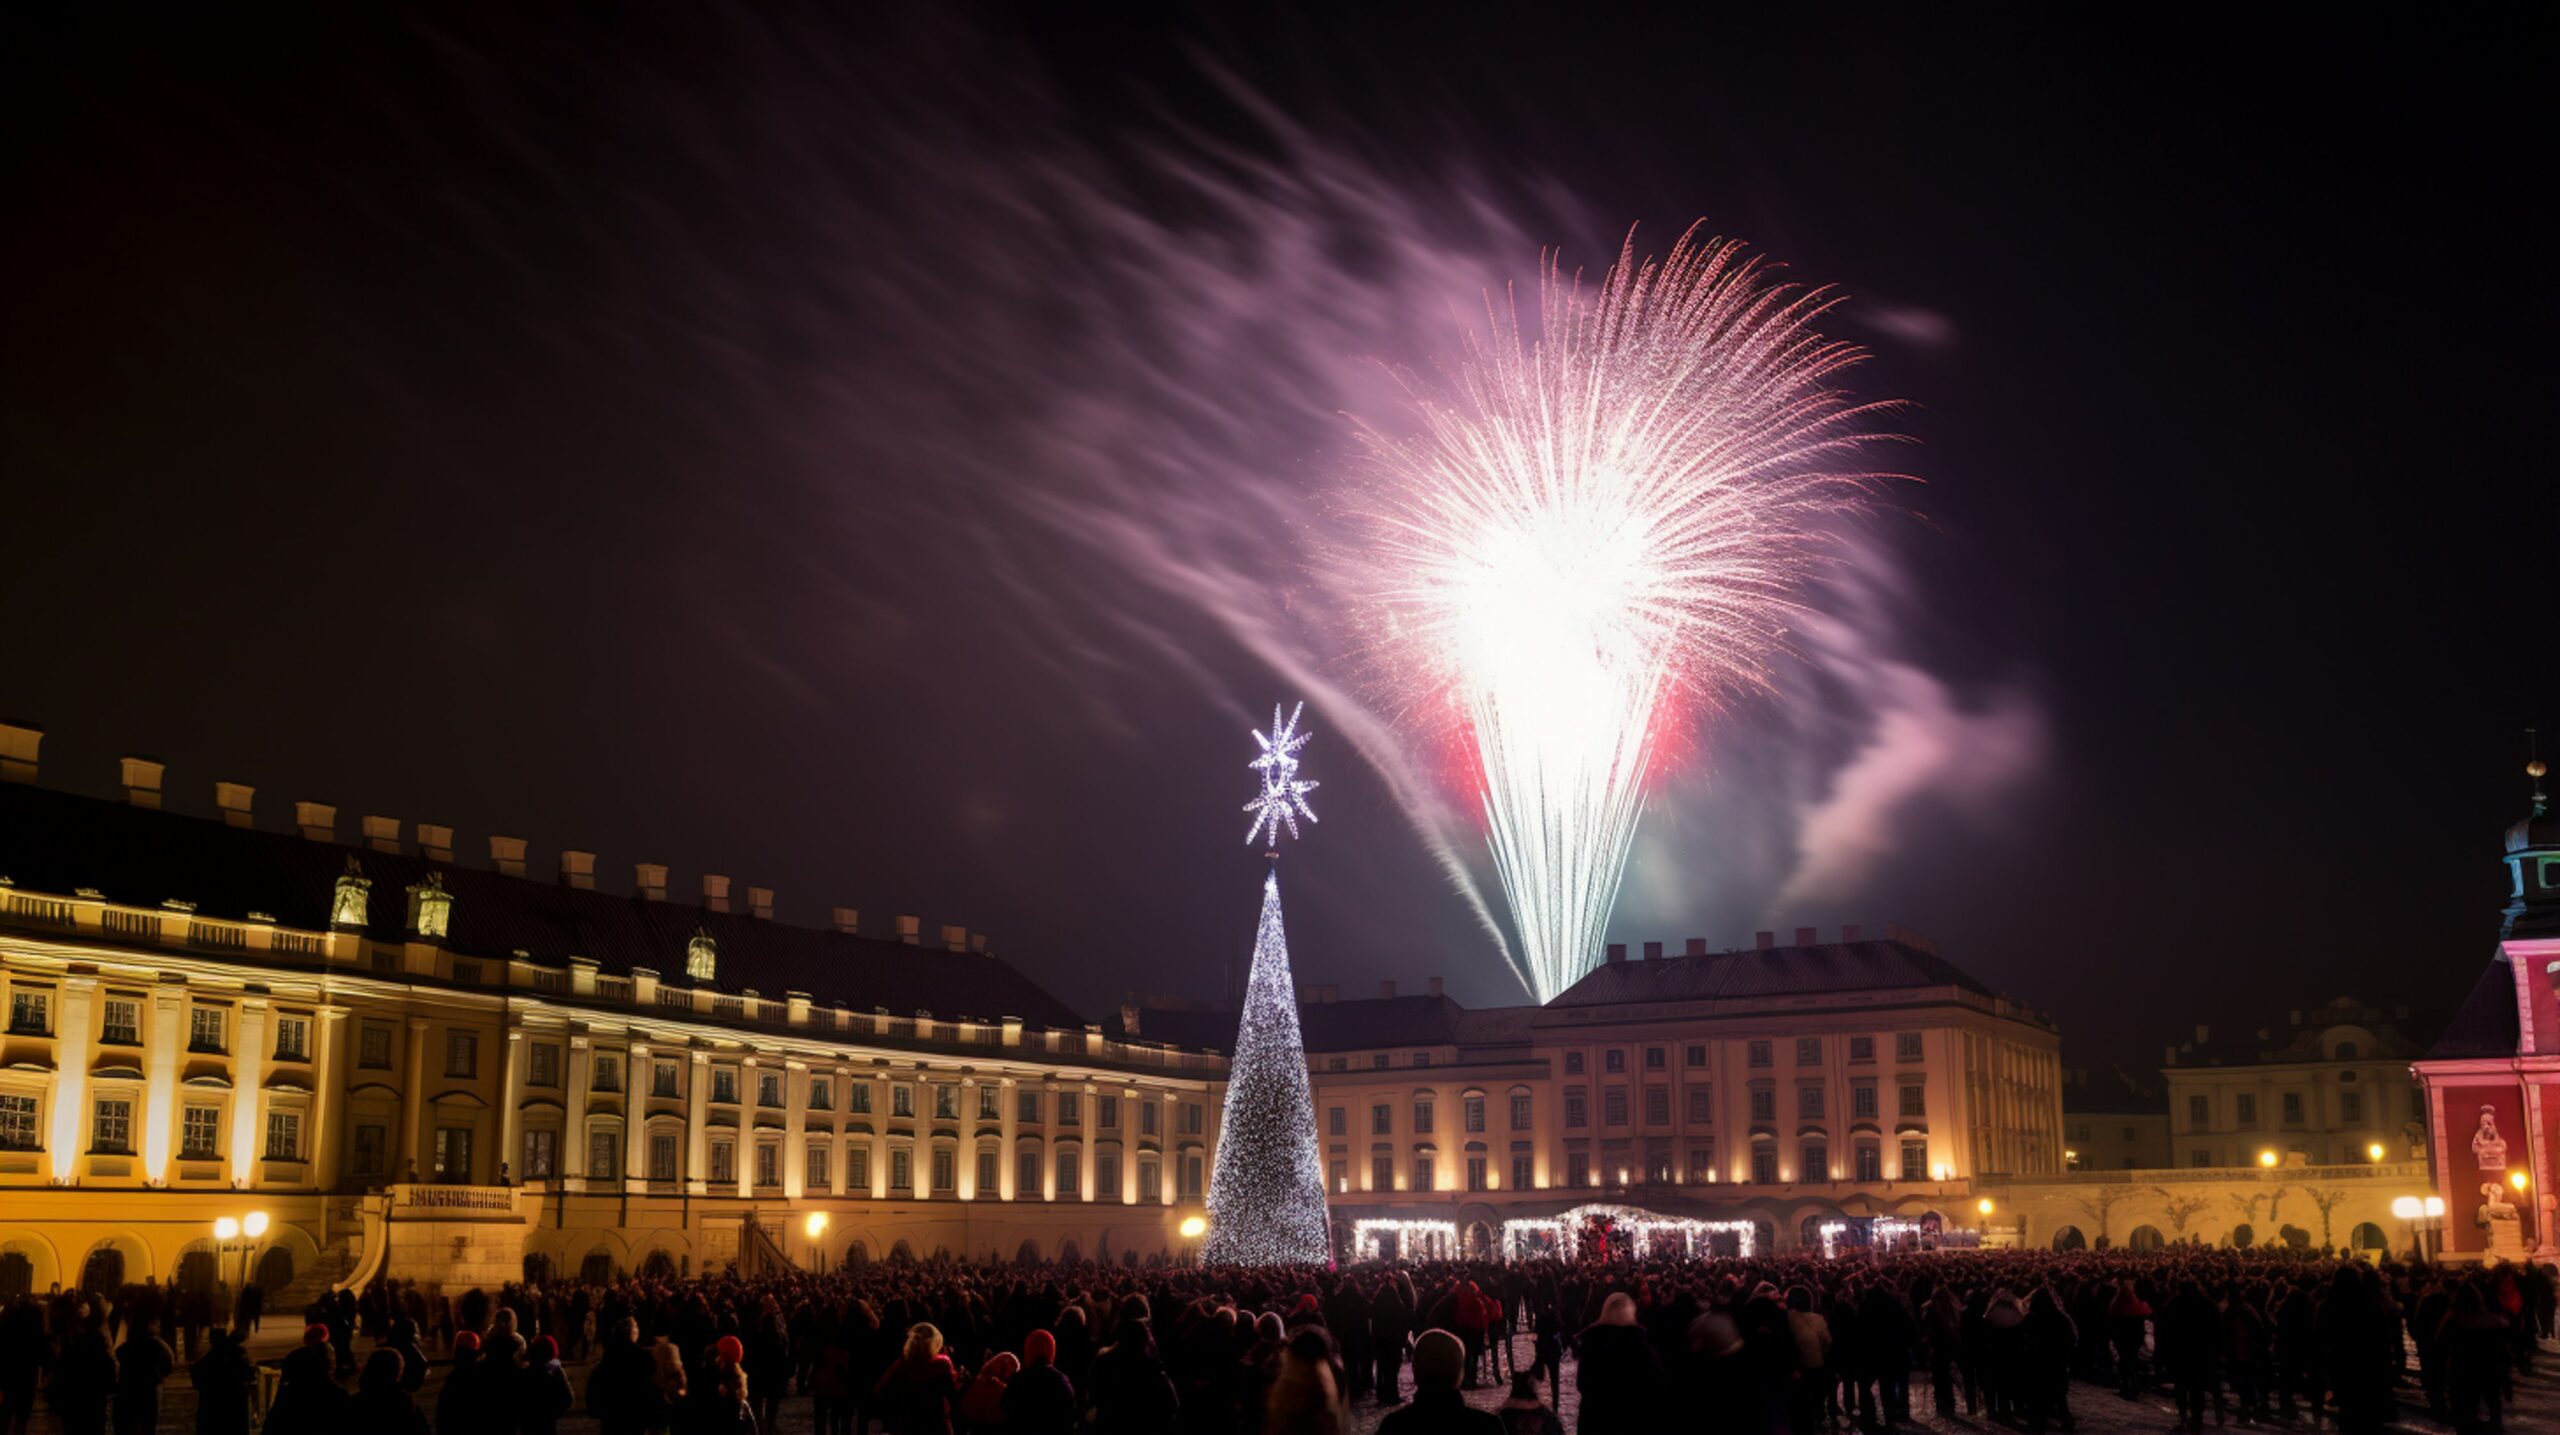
top-left (1357, 224), bottom-right (1889, 1002)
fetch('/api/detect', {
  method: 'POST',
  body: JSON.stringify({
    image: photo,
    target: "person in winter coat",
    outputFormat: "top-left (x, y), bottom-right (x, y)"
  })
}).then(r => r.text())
top-left (1264, 1326), bottom-right (1349, 1435)
top-left (1572, 1294), bottom-right (1662, 1435)
top-left (2105, 1282), bottom-right (2152, 1399)
top-left (999, 1330), bottom-right (1077, 1435)
top-left (1495, 1372), bottom-right (1564, 1435)
top-left (646, 1338), bottom-right (688, 1435)
top-left (191, 1328), bottom-right (259, 1435)
top-left (874, 1322), bottom-right (965, 1435)
top-left (2219, 1287), bottom-right (2269, 1425)
top-left (354, 1348), bottom-right (432, 1435)
top-left (1376, 1330), bottom-right (1498, 1435)
top-left (745, 1302), bottom-right (793, 1435)
top-left (957, 1350), bottom-right (1016, 1430)
top-left (111, 1319), bottom-right (175, 1435)
top-left (1453, 1283), bottom-right (1493, 1390)
top-left (2155, 1281), bottom-right (2219, 1432)
top-left (437, 1332), bottom-right (489, 1435)
top-left (1922, 1283), bottom-right (1966, 1418)
top-left (52, 1316), bottom-right (116, 1435)
top-left (386, 1318), bottom-right (432, 1395)
top-left (2441, 1283), bottom-right (2509, 1435)
top-left (1784, 1287), bottom-right (1833, 1435)
top-left (2018, 1287), bottom-right (2077, 1435)
top-left (1370, 1280), bottom-right (1413, 1407)
top-left (589, 1319), bottom-right (654, 1435)
top-left (262, 1325), bottom-right (348, 1435)
top-left (1858, 1282), bottom-right (1914, 1427)
top-left (518, 1334), bottom-right (575, 1435)
top-left (1083, 1302), bottom-right (1178, 1435)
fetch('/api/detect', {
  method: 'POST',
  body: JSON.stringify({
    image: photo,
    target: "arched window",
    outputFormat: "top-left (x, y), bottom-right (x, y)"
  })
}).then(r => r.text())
top-left (2127, 1225), bottom-right (2164, 1253)
top-left (2050, 1225), bottom-right (2086, 1251)
top-left (2350, 1222), bottom-right (2386, 1252)
top-left (2334, 1041), bottom-right (2358, 1060)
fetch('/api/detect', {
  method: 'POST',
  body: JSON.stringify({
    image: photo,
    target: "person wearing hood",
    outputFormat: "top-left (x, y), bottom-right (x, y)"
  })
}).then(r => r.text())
top-left (1370, 1278), bottom-right (1413, 1406)
top-left (436, 1330), bottom-right (489, 1435)
top-left (589, 1318), bottom-right (654, 1435)
top-left (2104, 1281), bottom-right (2153, 1400)
top-left (1572, 1294), bottom-right (1662, 1435)
top-left (1263, 1327), bottom-right (1350, 1435)
top-left (2155, 1280), bottom-right (2219, 1432)
top-left (1376, 1329), bottom-right (1497, 1435)
top-left (1083, 1299), bottom-right (1177, 1435)
top-left (111, 1318), bottom-right (174, 1435)
top-left (957, 1349), bottom-right (1017, 1429)
top-left (1496, 1371), bottom-right (1563, 1435)
top-left (1784, 1287), bottom-right (1833, 1435)
top-left (519, 1334), bottom-right (575, 1435)
top-left (191, 1327), bottom-right (259, 1435)
top-left (262, 1324), bottom-right (347, 1435)
top-left (1000, 1330), bottom-right (1077, 1435)
top-left (875, 1321), bottom-right (965, 1435)
top-left (2018, 1287), bottom-right (2077, 1435)
top-left (355, 1348), bottom-right (431, 1435)
top-left (1921, 1282), bottom-right (1965, 1419)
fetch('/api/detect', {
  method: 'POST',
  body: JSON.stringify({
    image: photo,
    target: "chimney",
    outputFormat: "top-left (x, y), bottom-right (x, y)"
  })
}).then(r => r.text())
top-left (361, 815), bottom-right (401, 854)
top-left (119, 756), bottom-right (165, 809)
top-left (1319, 984), bottom-right (1339, 1003)
top-left (940, 923), bottom-right (966, 952)
top-left (749, 886), bottom-right (774, 920)
top-left (562, 851), bottom-right (600, 890)
top-left (1755, 931), bottom-right (1775, 951)
top-left (416, 823), bottom-right (454, 864)
top-left (294, 801), bottom-right (337, 842)
top-left (702, 874), bottom-right (731, 913)
top-left (2195, 1024), bottom-right (2210, 1045)
top-left (1642, 941), bottom-right (1662, 960)
top-left (969, 933), bottom-right (987, 953)
top-left (214, 782), bottom-right (256, 829)
top-left (629, 861), bottom-right (661, 899)
top-left (1427, 976), bottom-right (1444, 998)
top-left (1795, 926), bottom-right (1818, 947)
top-left (488, 835), bottom-right (527, 878)
top-left (1380, 980), bottom-right (1397, 999)
top-left (1840, 923), bottom-right (1862, 942)
top-left (1605, 942), bottom-right (1626, 963)
top-left (1119, 995), bottom-right (1141, 1037)
top-left (896, 915), bottom-right (920, 945)
top-left (1685, 938), bottom-right (1708, 956)
top-left (0, 722), bottom-right (40, 784)
top-left (831, 906), bottom-right (860, 935)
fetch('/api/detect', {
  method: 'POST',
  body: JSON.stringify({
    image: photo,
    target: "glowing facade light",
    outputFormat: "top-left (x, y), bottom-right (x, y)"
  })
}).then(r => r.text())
top-left (803, 1211), bottom-right (830, 1240)
top-left (2423, 1196), bottom-right (2445, 1218)
top-left (1354, 227), bottom-right (1890, 1000)
top-left (2257, 1150), bottom-right (2279, 1167)
top-left (2390, 1196), bottom-right (2422, 1220)
top-left (1976, 1197), bottom-right (1994, 1216)
top-left (1179, 1215), bottom-right (1207, 1239)
top-left (2366, 1142), bottom-right (2386, 1162)
top-left (2510, 1169), bottom-right (2530, 1192)
top-left (243, 1211), bottom-right (269, 1238)
top-left (213, 1216), bottom-right (241, 1241)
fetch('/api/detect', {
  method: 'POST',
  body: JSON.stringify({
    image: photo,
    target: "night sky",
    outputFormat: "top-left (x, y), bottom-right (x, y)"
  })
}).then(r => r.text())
top-left (6, 7), bottom-right (2553, 1077)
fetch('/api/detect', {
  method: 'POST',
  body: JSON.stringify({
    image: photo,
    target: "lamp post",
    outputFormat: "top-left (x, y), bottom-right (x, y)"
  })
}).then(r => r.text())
top-left (2391, 1195), bottom-right (2446, 1262)
top-left (211, 1210), bottom-right (270, 1302)
top-left (803, 1212), bottom-right (830, 1275)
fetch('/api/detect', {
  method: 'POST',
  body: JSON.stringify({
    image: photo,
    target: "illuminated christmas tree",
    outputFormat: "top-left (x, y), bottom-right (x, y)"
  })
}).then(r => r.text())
top-left (1203, 704), bottom-right (1333, 1265)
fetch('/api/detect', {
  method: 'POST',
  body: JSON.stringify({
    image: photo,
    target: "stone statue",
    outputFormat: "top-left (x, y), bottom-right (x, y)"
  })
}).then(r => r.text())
top-left (2471, 1107), bottom-right (2508, 1171)
top-left (2478, 1181), bottom-right (2518, 1224)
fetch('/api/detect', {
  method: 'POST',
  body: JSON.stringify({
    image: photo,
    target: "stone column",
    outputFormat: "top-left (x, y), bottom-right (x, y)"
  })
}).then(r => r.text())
top-left (141, 986), bottom-right (184, 1184)
top-left (499, 1030), bottom-right (525, 1185)
top-left (1080, 1085), bottom-right (1098, 1202)
top-left (686, 1051), bottom-right (710, 1196)
top-left (625, 1043), bottom-right (651, 1188)
top-left (830, 1065), bottom-right (852, 1196)
top-left (229, 998), bottom-right (269, 1189)
top-left (869, 1074), bottom-right (889, 1198)
top-left (784, 1062), bottom-right (807, 1200)
top-left (399, 1016), bottom-right (431, 1180)
top-left (1158, 1093), bottom-right (1177, 1205)
top-left (564, 1037), bottom-right (593, 1190)
top-left (734, 1057), bottom-right (756, 1200)
top-left (998, 1077), bottom-right (1019, 1199)
top-left (957, 1076), bottom-right (978, 1200)
top-left (48, 977), bottom-right (95, 1185)
top-left (311, 1008), bottom-right (348, 1191)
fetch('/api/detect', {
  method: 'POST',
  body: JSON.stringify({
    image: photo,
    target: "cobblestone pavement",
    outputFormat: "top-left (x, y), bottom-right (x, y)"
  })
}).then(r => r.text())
top-left (20, 1327), bottom-right (2557, 1435)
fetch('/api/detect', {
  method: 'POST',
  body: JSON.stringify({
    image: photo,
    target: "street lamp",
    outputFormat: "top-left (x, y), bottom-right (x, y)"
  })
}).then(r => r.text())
top-left (211, 1211), bottom-right (270, 1301)
top-left (2257, 1150), bottom-right (2279, 1168)
top-left (803, 1212), bottom-right (830, 1275)
top-left (2366, 1142), bottom-right (2386, 1163)
top-left (1179, 1215), bottom-right (1207, 1239)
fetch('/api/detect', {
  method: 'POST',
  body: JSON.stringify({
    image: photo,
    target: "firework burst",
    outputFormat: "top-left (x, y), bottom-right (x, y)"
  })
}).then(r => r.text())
top-left (1354, 223), bottom-right (1897, 1001)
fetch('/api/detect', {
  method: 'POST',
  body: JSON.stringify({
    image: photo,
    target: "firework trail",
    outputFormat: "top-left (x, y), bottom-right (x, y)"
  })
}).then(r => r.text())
top-left (1355, 224), bottom-right (1896, 1001)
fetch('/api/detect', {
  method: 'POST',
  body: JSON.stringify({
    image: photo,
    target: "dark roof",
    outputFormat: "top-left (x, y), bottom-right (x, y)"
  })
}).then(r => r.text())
top-left (1108, 993), bottom-right (1541, 1056)
top-left (2424, 957), bottom-right (2520, 1061)
top-left (0, 781), bottom-right (1088, 1030)
top-left (1541, 939), bottom-right (2001, 1009)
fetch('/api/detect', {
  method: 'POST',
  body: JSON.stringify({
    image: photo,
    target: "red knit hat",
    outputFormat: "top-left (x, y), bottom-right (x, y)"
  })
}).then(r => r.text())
top-left (303, 1324), bottom-right (330, 1346)
top-left (532, 1335), bottom-right (559, 1363)
top-left (715, 1334), bottom-right (745, 1365)
top-left (1024, 1329), bottom-right (1057, 1364)
top-left (453, 1331), bottom-right (482, 1352)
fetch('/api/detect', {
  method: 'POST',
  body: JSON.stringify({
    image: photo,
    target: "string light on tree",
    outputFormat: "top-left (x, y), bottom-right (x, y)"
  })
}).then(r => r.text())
top-left (1202, 701), bottom-right (1334, 1266)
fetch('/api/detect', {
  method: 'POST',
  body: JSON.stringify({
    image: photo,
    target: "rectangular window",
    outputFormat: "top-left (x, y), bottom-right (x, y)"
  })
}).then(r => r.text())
top-left (591, 1131), bottom-right (619, 1181)
top-left (979, 1086), bottom-right (999, 1120)
top-left (1095, 1150), bottom-right (1118, 1195)
top-left (1604, 1049), bottom-right (1626, 1074)
top-left (654, 1061), bottom-right (680, 1097)
top-left (1512, 1153), bottom-right (1533, 1189)
top-left (1853, 1142), bottom-right (1882, 1181)
top-left (1180, 1103), bottom-right (1204, 1135)
top-left (1412, 1052), bottom-right (1431, 1068)
top-left (92, 1098), bottom-right (133, 1154)
top-left (847, 1083), bottom-right (872, 1114)
top-left (977, 1149), bottom-right (998, 1194)
top-left (1645, 1086), bottom-right (1670, 1125)
top-left (1565, 1052), bottom-right (1586, 1075)
top-left (891, 1084), bottom-right (913, 1118)
top-left (1373, 1103), bottom-right (1393, 1135)
top-left (650, 1133), bottom-right (679, 1181)
top-left (1849, 1036), bottom-right (1875, 1062)
top-left (353, 1123), bottom-right (387, 1177)
top-left (709, 1142), bottom-right (735, 1184)
top-left (1140, 1101), bottom-right (1158, 1136)
top-left (100, 999), bottom-right (140, 1046)
top-left (1467, 1156), bottom-right (1488, 1191)
top-left (519, 1127), bottom-right (555, 1179)
top-left (1331, 1158), bottom-right (1348, 1192)
top-left (1895, 1032), bottom-right (1923, 1061)
top-left (807, 1142), bottom-right (831, 1189)
top-left (1689, 1144), bottom-right (1715, 1182)
top-left (1567, 1151), bottom-right (1590, 1186)
top-left (1647, 1141), bottom-right (1672, 1184)
top-left (2188, 1094), bottom-right (2209, 1127)
top-left (1687, 1086), bottom-right (1714, 1123)
top-left (890, 1148), bottom-right (912, 1191)
top-left (182, 1105), bottom-right (221, 1158)
top-left (1018, 1149), bottom-right (1040, 1197)
top-left (755, 1143), bottom-right (779, 1187)
top-left (2281, 1092), bottom-right (2304, 1124)
top-left (1464, 1096), bottom-right (1485, 1132)
top-left (1685, 1043), bottom-right (1707, 1068)
top-left (837, 1145), bottom-right (865, 1190)
top-left (1645, 1046), bottom-right (1666, 1070)
top-left (1800, 1141), bottom-right (1828, 1180)
top-left (1750, 1088), bottom-right (1776, 1122)
top-left (807, 1077), bottom-right (830, 1111)
top-left (359, 1023), bottom-right (392, 1068)
top-left (2235, 1093), bottom-right (2257, 1125)
top-left (1852, 1084), bottom-right (1878, 1119)
top-left (1412, 1153), bottom-right (1435, 1191)
top-left (1510, 1094), bottom-right (1533, 1130)
top-left (1604, 1088), bottom-right (1629, 1125)
top-left (1798, 1085), bottom-right (1825, 1120)
top-left (1413, 1100), bottom-right (1434, 1134)
top-left (1099, 1095), bottom-right (1119, 1129)
top-left (2340, 1091), bottom-right (2363, 1123)
top-left (757, 1073), bottom-right (782, 1108)
top-left (1329, 1107), bottom-right (1347, 1136)
top-left (935, 1084), bottom-right (958, 1120)
top-left (1372, 1054), bottom-right (1390, 1069)
top-left (1180, 1152), bottom-right (1204, 1197)
top-left (1329, 1057), bottom-right (1347, 1071)
top-left (932, 1148), bottom-right (956, 1192)
top-left (1748, 1040), bottom-right (1772, 1069)
top-left (1055, 1150), bottom-right (1079, 1199)
top-left (446, 1030), bottom-right (477, 1077)
top-left (2191, 1148), bottom-right (2212, 1168)
top-left (529, 1043), bottom-right (560, 1088)
top-left (435, 1125), bottom-right (474, 1181)
top-left (190, 1007), bottom-right (226, 1052)
top-left (1899, 1084), bottom-right (1926, 1119)
top-left (1373, 1153), bottom-right (1395, 1190)
top-left (8, 991), bottom-right (48, 1034)
top-left (713, 1069), bottom-right (740, 1104)
top-left (266, 1110), bottom-right (303, 1160)
top-left (1565, 1092), bottom-right (1587, 1129)
top-left (1137, 1155), bottom-right (1159, 1200)
top-left (1751, 1147), bottom-right (1779, 1183)
top-left (1018, 1091), bottom-right (1040, 1123)
top-left (273, 1015), bottom-right (310, 1061)
top-left (593, 1054), bottom-right (621, 1092)
top-left (1796, 1037), bottom-right (1822, 1067)
top-left (1058, 1093), bottom-right (1080, 1126)
top-left (1900, 1138), bottom-right (1927, 1181)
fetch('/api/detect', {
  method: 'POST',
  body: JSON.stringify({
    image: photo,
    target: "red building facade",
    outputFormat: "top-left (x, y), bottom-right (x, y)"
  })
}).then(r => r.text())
top-left (2412, 761), bottom-right (2560, 1262)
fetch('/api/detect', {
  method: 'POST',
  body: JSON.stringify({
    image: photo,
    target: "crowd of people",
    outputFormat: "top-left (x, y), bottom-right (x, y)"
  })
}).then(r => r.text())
top-left (0, 1244), bottom-right (2551, 1435)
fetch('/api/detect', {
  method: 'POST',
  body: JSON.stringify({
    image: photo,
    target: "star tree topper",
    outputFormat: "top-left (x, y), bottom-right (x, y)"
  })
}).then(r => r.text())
top-left (1242, 701), bottom-right (1320, 847)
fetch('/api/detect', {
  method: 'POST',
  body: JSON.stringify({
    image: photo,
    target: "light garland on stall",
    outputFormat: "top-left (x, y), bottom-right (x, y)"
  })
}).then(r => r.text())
top-left (1818, 1215), bottom-right (1936, 1258)
top-left (1499, 1203), bottom-right (1756, 1261)
top-left (1351, 1218), bottom-right (1463, 1261)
